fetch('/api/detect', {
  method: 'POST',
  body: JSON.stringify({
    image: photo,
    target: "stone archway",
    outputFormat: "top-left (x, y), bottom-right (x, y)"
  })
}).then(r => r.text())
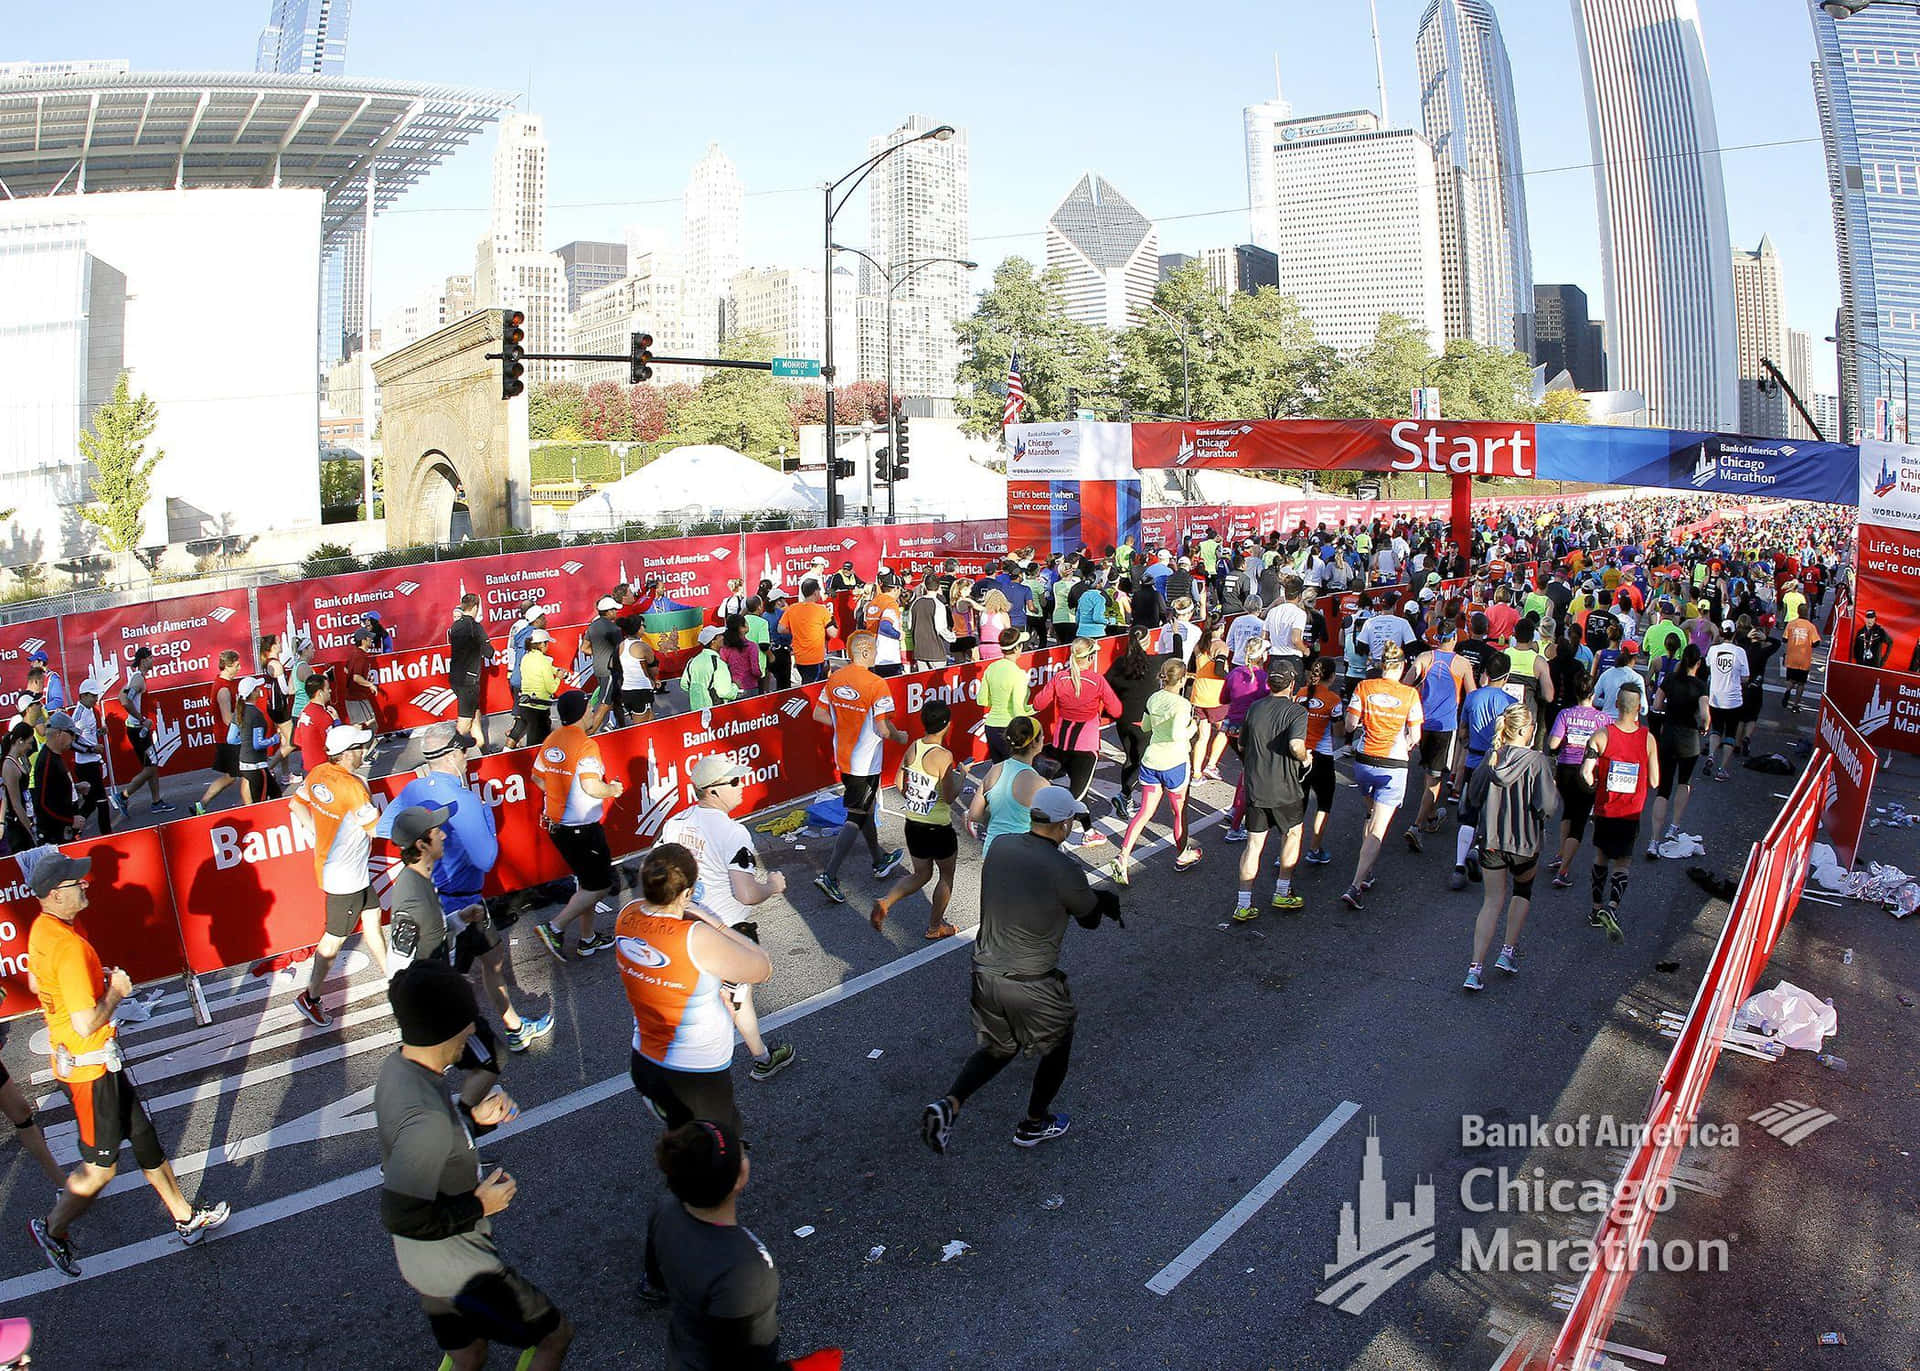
top-left (418, 451), bottom-right (472, 543)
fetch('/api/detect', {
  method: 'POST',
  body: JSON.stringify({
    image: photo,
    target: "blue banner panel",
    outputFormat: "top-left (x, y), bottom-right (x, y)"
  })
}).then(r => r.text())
top-left (1535, 425), bottom-right (1858, 505)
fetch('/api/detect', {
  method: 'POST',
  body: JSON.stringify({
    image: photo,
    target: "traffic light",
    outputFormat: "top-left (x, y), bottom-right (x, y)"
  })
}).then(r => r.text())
top-left (833, 455), bottom-right (857, 481)
top-left (892, 415), bottom-right (911, 482)
top-left (874, 446), bottom-right (893, 483)
top-left (500, 309), bottom-right (526, 399)
top-left (1066, 387), bottom-right (1080, 417)
top-left (630, 331), bottom-right (654, 384)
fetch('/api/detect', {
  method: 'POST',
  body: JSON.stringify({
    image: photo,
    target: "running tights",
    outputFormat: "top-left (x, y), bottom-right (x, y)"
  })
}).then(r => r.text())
top-left (947, 1028), bottom-right (1074, 1121)
top-left (1591, 864), bottom-right (1629, 909)
top-left (1120, 785), bottom-right (1187, 853)
top-left (827, 810), bottom-right (881, 878)
top-left (1049, 747), bottom-right (1100, 831)
top-left (1117, 724), bottom-right (1148, 800)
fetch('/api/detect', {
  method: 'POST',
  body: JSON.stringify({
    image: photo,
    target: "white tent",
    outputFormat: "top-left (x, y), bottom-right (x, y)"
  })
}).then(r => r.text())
top-left (796, 421), bottom-right (1008, 521)
top-left (562, 444), bottom-right (822, 529)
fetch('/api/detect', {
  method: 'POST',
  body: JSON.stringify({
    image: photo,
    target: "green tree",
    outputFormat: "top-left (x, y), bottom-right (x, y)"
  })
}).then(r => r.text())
top-left (79, 372), bottom-right (164, 554)
top-left (1314, 314), bottom-right (1434, 420)
top-left (954, 257), bottom-right (1113, 439)
top-left (1118, 266), bottom-right (1337, 421)
top-left (528, 381), bottom-right (585, 440)
top-left (671, 330), bottom-right (796, 455)
top-left (1534, 386), bottom-right (1590, 425)
top-left (1430, 338), bottom-right (1537, 421)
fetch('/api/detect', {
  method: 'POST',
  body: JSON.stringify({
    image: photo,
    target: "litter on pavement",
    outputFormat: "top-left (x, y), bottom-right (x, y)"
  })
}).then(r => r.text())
top-left (940, 1240), bottom-right (970, 1262)
top-left (1733, 982), bottom-right (1838, 1052)
top-left (793, 1226), bottom-right (815, 1238)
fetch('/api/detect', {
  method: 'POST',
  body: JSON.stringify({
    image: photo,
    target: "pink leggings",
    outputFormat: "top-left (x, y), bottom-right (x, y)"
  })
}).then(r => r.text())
top-left (1121, 783), bottom-right (1188, 854)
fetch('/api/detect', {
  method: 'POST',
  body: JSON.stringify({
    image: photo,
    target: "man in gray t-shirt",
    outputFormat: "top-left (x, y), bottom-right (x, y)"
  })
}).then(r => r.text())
top-left (377, 962), bottom-right (571, 1365)
top-left (921, 788), bottom-right (1120, 1155)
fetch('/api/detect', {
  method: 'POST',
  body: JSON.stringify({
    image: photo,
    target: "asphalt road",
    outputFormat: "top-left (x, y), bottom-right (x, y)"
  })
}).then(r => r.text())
top-left (4, 663), bottom-right (1916, 1371)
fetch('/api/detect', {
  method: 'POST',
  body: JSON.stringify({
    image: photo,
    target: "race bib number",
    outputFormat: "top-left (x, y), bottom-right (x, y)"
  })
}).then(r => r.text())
top-left (1606, 760), bottom-right (1641, 795)
top-left (1566, 724), bottom-right (1597, 751)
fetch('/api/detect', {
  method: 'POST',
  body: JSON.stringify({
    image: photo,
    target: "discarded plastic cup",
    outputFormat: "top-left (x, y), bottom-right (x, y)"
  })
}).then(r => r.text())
top-left (1815, 1052), bottom-right (1848, 1072)
top-left (1843, 948), bottom-right (1854, 966)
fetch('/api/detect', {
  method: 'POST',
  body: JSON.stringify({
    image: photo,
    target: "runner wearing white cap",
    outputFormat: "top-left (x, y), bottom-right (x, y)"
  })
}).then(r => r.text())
top-left (288, 723), bottom-right (389, 1026)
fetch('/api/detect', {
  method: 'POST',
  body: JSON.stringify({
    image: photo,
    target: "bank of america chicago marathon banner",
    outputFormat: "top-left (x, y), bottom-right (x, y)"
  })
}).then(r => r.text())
top-left (1006, 423), bottom-right (1144, 556)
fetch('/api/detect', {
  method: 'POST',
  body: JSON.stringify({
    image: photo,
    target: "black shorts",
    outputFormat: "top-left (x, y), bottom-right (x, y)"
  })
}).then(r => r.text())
top-left (423, 1261), bottom-right (563, 1353)
top-left (1308, 753), bottom-right (1336, 810)
top-left (324, 886), bottom-right (374, 939)
top-left (1708, 705), bottom-right (1740, 735)
top-left (1591, 813), bottom-right (1641, 861)
top-left (1738, 691), bottom-right (1763, 724)
top-left (214, 742), bottom-right (241, 779)
top-left (983, 725), bottom-right (1010, 763)
top-left (1245, 801), bottom-right (1305, 835)
top-left (451, 913), bottom-right (503, 974)
top-left (620, 687), bottom-right (656, 715)
top-left (548, 822), bottom-right (614, 893)
top-left (1555, 763), bottom-right (1595, 838)
top-left (905, 821), bottom-right (958, 862)
top-left (1656, 735), bottom-right (1698, 797)
top-left (841, 773), bottom-right (880, 821)
top-left (452, 683), bottom-right (482, 717)
top-left (1419, 728), bottom-right (1455, 775)
top-left (1479, 848), bottom-right (1537, 872)
top-left (970, 967), bottom-right (1076, 1058)
top-left (127, 722), bottom-right (154, 767)
top-left (66, 1069), bottom-right (166, 1171)
top-left (628, 1049), bottom-right (741, 1136)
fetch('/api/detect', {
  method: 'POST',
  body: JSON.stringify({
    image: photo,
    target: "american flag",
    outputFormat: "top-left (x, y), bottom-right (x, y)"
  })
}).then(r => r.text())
top-left (1003, 351), bottom-right (1027, 428)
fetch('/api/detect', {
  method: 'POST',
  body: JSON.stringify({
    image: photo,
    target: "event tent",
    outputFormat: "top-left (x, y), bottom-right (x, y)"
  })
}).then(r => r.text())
top-left (562, 444), bottom-right (821, 528)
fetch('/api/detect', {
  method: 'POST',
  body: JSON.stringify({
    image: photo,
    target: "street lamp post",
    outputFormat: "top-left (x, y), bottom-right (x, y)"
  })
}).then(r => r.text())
top-left (1139, 301), bottom-right (1191, 420)
top-left (821, 124), bottom-right (954, 527)
top-left (1829, 330), bottom-right (1909, 443)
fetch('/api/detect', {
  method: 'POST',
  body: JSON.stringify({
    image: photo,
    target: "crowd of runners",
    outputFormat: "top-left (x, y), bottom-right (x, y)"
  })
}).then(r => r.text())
top-left (14, 490), bottom-right (1861, 1368)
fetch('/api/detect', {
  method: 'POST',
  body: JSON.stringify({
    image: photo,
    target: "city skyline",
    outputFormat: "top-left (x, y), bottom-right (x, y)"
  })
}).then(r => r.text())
top-left (18, 0), bottom-right (1848, 394)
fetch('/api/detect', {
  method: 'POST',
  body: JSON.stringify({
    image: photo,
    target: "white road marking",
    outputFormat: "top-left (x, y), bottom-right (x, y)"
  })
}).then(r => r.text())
top-left (91, 1088), bottom-right (379, 1199)
top-left (1145, 1099), bottom-right (1362, 1296)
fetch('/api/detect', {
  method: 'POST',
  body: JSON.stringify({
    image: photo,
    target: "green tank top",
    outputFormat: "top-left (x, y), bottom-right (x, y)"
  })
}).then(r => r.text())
top-left (1507, 647), bottom-right (1541, 705)
top-left (898, 738), bottom-right (951, 827)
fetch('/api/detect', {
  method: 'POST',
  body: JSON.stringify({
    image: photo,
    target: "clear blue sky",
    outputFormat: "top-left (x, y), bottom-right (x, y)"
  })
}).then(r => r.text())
top-left (17, 0), bottom-right (1841, 389)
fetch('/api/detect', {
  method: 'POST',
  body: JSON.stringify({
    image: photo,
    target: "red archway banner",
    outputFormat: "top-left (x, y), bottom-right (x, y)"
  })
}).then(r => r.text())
top-left (1129, 418), bottom-right (1541, 479)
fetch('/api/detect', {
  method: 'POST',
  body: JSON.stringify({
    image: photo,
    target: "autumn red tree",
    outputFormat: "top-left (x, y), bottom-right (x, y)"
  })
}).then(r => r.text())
top-left (627, 384), bottom-right (669, 442)
top-left (580, 380), bottom-right (634, 440)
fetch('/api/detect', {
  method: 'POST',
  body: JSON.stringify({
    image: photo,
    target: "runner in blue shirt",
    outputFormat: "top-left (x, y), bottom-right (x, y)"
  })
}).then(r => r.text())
top-left (1451, 650), bottom-right (1516, 890)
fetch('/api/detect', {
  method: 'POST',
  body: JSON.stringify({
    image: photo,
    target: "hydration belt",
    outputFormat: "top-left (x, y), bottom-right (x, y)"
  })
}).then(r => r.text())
top-left (54, 1038), bottom-right (124, 1080)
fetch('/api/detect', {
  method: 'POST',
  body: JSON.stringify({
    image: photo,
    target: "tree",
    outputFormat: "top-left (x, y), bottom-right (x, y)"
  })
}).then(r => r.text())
top-left (79, 371), bottom-right (164, 554)
top-left (528, 381), bottom-right (585, 440)
top-left (1535, 386), bottom-right (1590, 425)
top-left (628, 384), bottom-right (670, 442)
top-left (1430, 338), bottom-right (1536, 422)
top-left (581, 380), bottom-right (634, 440)
top-left (953, 257), bottom-right (1113, 439)
top-left (1313, 314), bottom-right (1434, 420)
top-left (671, 330), bottom-right (796, 455)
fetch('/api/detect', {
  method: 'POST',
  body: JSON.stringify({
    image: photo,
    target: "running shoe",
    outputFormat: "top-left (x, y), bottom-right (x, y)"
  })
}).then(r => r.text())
top-left (1404, 827), bottom-right (1423, 853)
top-left (1340, 885), bottom-right (1365, 911)
top-left (505, 1012), bottom-right (554, 1053)
top-left (1012, 1113), bottom-right (1071, 1147)
top-left (1270, 891), bottom-right (1305, 913)
top-left (152, 800), bottom-right (178, 813)
top-left (1231, 903), bottom-right (1260, 924)
top-left (1073, 828), bottom-right (1108, 848)
top-left (534, 921), bottom-right (567, 961)
top-left (1463, 964), bottom-right (1485, 993)
top-left (28, 1219), bottom-right (78, 1277)
top-left (1200, 767), bottom-right (1225, 782)
top-left (1106, 857), bottom-right (1130, 887)
top-left (1223, 826), bottom-right (1249, 844)
top-left (1597, 907), bottom-right (1624, 944)
top-left (1174, 846), bottom-right (1203, 872)
top-left (748, 1043), bottom-right (797, 1082)
top-left (814, 872), bottom-right (847, 904)
top-left (925, 923), bottom-right (958, 940)
top-left (1113, 793), bottom-right (1135, 820)
top-left (292, 990), bottom-right (331, 1028)
top-left (191, 802), bottom-right (208, 817)
top-left (1551, 871), bottom-right (1574, 890)
top-left (110, 789), bottom-right (128, 818)
top-left (576, 931), bottom-right (613, 957)
top-left (1494, 945), bottom-right (1520, 975)
top-left (1644, 843), bottom-right (1661, 862)
top-left (1588, 908), bottom-right (1607, 928)
top-left (873, 849), bottom-right (905, 879)
top-left (1465, 852), bottom-right (1482, 884)
top-left (1714, 767), bottom-right (1732, 782)
top-left (175, 1201), bottom-right (231, 1246)
top-left (1303, 848), bottom-right (1332, 866)
top-left (921, 1098), bottom-right (956, 1154)
top-left (1448, 867), bottom-right (1468, 891)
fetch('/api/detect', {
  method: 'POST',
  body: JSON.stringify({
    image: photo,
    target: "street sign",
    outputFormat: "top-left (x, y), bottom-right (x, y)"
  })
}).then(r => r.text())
top-left (771, 357), bottom-right (822, 378)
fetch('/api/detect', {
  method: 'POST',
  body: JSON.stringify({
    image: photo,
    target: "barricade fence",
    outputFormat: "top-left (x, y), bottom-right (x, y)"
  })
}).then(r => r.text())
top-left (0, 637), bottom-right (1120, 1018)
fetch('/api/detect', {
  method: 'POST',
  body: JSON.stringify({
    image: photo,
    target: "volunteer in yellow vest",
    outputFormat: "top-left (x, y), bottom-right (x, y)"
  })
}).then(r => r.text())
top-left (514, 629), bottom-right (562, 748)
top-left (289, 722), bottom-right (389, 1028)
top-left (27, 849), bottom-right (230, 1278)
top-left (532, 691), bottom-right (626, 961)
top-left (617, 843), bottom-right (771, 1136)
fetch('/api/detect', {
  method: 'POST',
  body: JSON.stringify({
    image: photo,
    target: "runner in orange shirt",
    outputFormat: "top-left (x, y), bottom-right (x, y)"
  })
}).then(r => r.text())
top-left (1340, 644), bottom-right (1424, 910)
top-left (811, 632), bottom-right (908, 905)
top-left (288, 723), bottom-right (389, 1027)
top-left (26, 851), bottom-right (229, 1277)
top-left (780, 580), bottom-right (837, 685)
top-left (1781, 603), bottom-right (1822, 714)
top-left (532, 691), bottom-right (626, 961)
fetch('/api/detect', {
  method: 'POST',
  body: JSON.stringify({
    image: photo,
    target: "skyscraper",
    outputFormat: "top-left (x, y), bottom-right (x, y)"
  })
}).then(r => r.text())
top-left (1416, 0), bottom-right (1533, 354)
top-left (1200, 245), bottom-right (1280, 298)
top-left (1533, 284), bottom-right (1607, 392)
top-left (1263, 112), bottom-right (1446, 353)
top-left (1243, 73), bottom-right (1294, 253)
top-left (255, 0), bottom-right (352, 75)
top-left (867, 114), bottom-right (970, 408)
top-left (1812, 2), bottom-right (1920, 443)
top-left (556, 240), bottom-right (627, 314)
top-left (727, 266), bottom-right (855, 371)
top-left (683, 145), bottom-right (742, 357)
top-left (1044, 174), bottom-right (1159, 331)
top-left (1731, 236), bottom-right (1804, 437)
top-left (474, 115), bottom-right (567, 382)
top-left (1571, 0), bottom-right (1738, 431)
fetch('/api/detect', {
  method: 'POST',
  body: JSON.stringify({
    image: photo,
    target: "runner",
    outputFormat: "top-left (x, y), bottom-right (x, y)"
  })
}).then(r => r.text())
top-left (810, 633), bottom-right (907, 905)
top-left (863, 574), bottom-right (907, 677)
top-left (378, 723), bottom-right (553, 1052)
top-left (1341, 644), bottom-right (1423, 910)
top-left (375, 961), bottom-right (570, 1370)
top-left (1646, 646), bottom-right (1710, 859)
top-left (1459, 702), bottom-right (1556, 992)
top-left (1449, 651), bottom-right (1513, 891)
top-left (921, 786), bottom-right (1122, 1154)
top-left (193, 650), bottom-right (245, 815)
top-left (1780, 603), bottom-right (1821, 714)
top-left (0, 724), bottom-right (36, 855)
top-left (234, 674), bottom-right (281, 805)
top-left (293, 672), bottom-right (339, 774)
top-left (112, 647), bottom-right (167, 817)
top-left (683, 627), bottom-right (739, 711)
top-left (645, 1120), bottom-right (844, 1371)
top-left (1581, 681), bottom-right (1657, 943)
top-left (1300, 656), bottom-right (1345, 867)
top-left (505, 603), bottom-right (554, 747)
top-left (289, 723), bottom-right (390, 1025)
top-left (867, 703), bottom-right (966, 940)
top-left (1104, 626), bottom-right (1168, 821)
top-left (1219, 637), bottom-right (1272, 842)
top-left (26, 850), bottom-right (230, 1277)
top-left (781, 580), bottom-right (836, 685)
top-left (1545, 668), bottom-right (1608, 888)
top-left (28, 714), bottom-right (84, 845)
top-left (660, 755), bottom-right (798, 1082)
top-left (1188, 629), bottom-right (1232, 782)
top-left (1230, 660), bottom-right (1311, 922)
top-left (68, 678), bottom-right (111, 836)
top-left (1030, 636), bottom-right (1122, 848)
top-left (515, 628), bottom-right (562, 749)
top-left (343, 627), bottom-right (381, 729)
top-left (978, 631), bottom-right (1034, 765)
top-left (1409, 622), bottom-right (1473, 843)
top-left (532, 691), bottom-right (626, 960)
top-left (447, 592), bottom-right (489, 746)
top-left (584, 595), bottom-right (630, 734)
top-left (1704, 619), bottom-right (1749, 781)
top-left (1503, 618), bottom-right (1555, 746)
top-left (1109, 658), bottom-right (1200, 885)
top-left (619, 618), bottom-right (660, 723)
top-left (617, 843), bottom-right (772, 1135)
